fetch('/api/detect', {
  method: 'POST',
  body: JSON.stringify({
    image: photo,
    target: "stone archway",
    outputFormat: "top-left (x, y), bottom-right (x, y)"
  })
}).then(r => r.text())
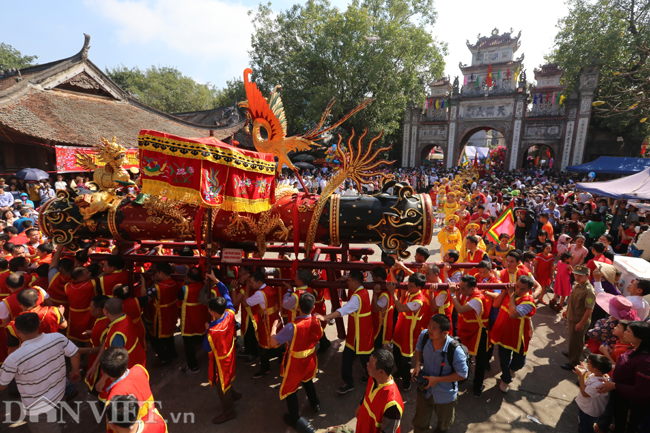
top-left (415, 141), bottom-right (446, 167)
top-left (521, 143), bottom-right (558, 169)
top-left (453, 124), bottom-right (511, 168)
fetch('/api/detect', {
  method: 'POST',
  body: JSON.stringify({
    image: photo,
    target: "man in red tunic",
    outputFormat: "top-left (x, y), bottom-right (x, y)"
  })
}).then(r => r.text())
top-left (143, 262), bottom-right (179, 365)
top-left (100, 346), bottom-right (155, 427)
top-left (6, 288), bottom-right (66, 352)
top-left (371, 267), bottom-right (394, 350)
top-left (490, 276), bottom-right (537, 393)
top-left (64, 266), bottom-right (97, 343)
top-left (272, 292), bottom-right (322, 428)
top-left (318, 270), bottom-right (374, 395)
top-left (178, 267), bottom-right (210, 373)
top-left (355, 348), bottom-right (404, 433)
top-left (48, 245), bottom-right (74, 310)
top-left (77, 295), bottom-right (110, 392)
top-left (464, 235), bottom-right (489, 277)
top-left (281, 269), bottom-right (312, 324)
top-left (205, 292), bottom-right (240, 424)
top-left (389, 273), bottom-right (426, 391)
top-left (229, 267), bottom-right (259, 364)
top-left (244, 269), bottom-right (283, 378)
top-left (98, 255), bottom-right (129, 297)
top-left (448, 275), bottom-right (490, 397)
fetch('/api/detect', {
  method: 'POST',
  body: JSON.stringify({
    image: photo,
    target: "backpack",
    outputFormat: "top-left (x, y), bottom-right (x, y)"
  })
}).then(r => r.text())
top-left (422, 333), bottom-right (471, 389)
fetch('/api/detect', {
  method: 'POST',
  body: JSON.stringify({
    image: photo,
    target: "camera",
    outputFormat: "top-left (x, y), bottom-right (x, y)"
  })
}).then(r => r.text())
top-left (414, 371), bottom-right (429, 389)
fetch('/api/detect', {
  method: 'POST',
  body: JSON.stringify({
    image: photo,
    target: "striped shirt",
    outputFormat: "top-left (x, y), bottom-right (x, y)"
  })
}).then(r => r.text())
top-left (0, 333), bottom-right (78, 415)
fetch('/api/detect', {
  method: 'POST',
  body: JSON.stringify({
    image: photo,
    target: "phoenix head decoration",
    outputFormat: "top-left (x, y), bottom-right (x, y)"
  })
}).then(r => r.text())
top-left (238, 68), bottom-right (373, 191)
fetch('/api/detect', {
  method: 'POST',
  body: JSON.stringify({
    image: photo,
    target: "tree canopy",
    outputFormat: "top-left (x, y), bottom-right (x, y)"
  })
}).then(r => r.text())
top-left (550, 0), bottom-right (650, 149)
top-left (0, 43), bottom-right (37, 69)
top-left (106, 65), bottom-right (239, 114)
top-left (248, 0), bottom-right (447, 155)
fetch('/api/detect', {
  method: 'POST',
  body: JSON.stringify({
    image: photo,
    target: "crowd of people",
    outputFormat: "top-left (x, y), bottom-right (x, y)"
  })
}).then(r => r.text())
top-left (0, 164), bottom-right (648, 433)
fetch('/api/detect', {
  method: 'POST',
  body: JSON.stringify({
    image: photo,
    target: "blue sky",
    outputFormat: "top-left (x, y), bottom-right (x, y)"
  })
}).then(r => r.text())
top-left (2, 0), bottom-right (569, 90)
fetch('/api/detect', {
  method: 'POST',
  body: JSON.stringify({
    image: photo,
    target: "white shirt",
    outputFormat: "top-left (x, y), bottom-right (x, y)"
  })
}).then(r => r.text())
top-left (342, 188), bottom-right (358, 196)
top-left (319, 179), bottom-right (327, 190)
top-left (466, 298), bottom-right (483, 317)
top-left (434, 291), bottom-right (448, 307)
top-left (0, 333), bottom-right (78, 415)
top-left (575, 375), bottom-right (610, 417)
top-left (54, 181), bottom-right (67, 191)
top-left (628, 295), bottom-right (649, 320)
top-left (246, 285), bottom-right (267, 309)
top-left (578, 192), bottom-right (593, 203)
top-left (338, 293), bottom-right (360, 316)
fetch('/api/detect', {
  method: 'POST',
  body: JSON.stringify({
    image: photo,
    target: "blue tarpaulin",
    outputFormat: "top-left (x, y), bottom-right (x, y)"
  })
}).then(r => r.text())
top-left (566, 156), bottom-right (650, 175)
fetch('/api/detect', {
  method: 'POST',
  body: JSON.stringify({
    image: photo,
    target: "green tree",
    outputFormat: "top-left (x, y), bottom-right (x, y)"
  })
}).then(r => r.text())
top-left (549, 0), bottom-right (650, 150)
top-left (214, 77), bottom-right (246, 107)
top-left (106, 65), bottom-right (223, 113)
top-left (248, 0), bottom-right (447, 155)
top-left (0, 43), bottom-right (37, 69)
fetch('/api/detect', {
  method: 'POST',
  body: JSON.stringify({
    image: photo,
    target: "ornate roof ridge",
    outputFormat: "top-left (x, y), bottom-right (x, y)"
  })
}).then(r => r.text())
top-left (466, 28), bottom-right (521, 51)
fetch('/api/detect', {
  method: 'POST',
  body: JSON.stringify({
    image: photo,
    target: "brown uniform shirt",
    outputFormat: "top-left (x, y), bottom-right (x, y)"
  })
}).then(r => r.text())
top-left (566, 281), bottom-right (596, 322)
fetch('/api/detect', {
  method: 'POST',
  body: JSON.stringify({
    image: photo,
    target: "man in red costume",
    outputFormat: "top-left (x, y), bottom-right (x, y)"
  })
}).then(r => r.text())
top-left (490, 276), bottom-right (537, 393)
top-left (281, 269), bottom-right (313, 324)
top-left (204, 286), bottom-right (240, 424)
top-left (77, 295), bottom-right (110, 392)
top-left (64, 266), bottom-right (97, 343)
top-left (389, 273), bottom-right (426, 391)
top-left (48, 245), bottom-right (73, 310)
top-left (244, 269), bottom-right (283, 378)
top-left (271, 292), bottom-right (322, 428)
top-left (98, 255), bottom-right (128, 297)
top-left (6, 288), bottom-right (66, 352)
top-left (229, 267), bottom-right (259, 364)
top-left (448, 275), bottom-right (490, 397)
top-left (178, 267), bottom-right (210, 374)
top-left (144, 262), bottom-right (179, 365)
top-left (371, 267), bottom-right (394, 349)
top-left (319, 270), bottom-right (373, 395)
top-left (99, 347), bottom-right (155, 427)
top-left (355, 348), bottom-right (404, 433)
top-left (464, 235), bottom-right (489, 277)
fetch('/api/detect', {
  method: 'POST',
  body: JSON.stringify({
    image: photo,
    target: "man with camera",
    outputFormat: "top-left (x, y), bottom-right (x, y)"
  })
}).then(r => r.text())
top-left (412, 314), bottom-right (469, 433)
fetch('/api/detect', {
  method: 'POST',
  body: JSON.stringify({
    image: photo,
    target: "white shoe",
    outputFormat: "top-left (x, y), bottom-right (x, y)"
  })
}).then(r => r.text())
top-left (499, 380), bottom-right (509, 393)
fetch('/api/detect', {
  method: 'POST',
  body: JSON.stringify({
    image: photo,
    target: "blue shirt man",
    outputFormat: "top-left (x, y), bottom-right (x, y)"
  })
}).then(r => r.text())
top-left (202, 281), bottom-right (234, 353)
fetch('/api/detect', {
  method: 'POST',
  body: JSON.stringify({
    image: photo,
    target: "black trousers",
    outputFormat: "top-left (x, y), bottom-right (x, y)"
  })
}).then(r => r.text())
top-left (285, 379), bottom-right (319, 424)
top-left (473, 328), bottom-right (489, 393)
top-left (451, 309), bottom-right (458, 337)
top-left (341, 346), bottom-right (369, 386)
top-left (374, 327), bottom-right (384, 350)
top-left (392, 345), bottom-right (411, 385)
top-left (243, 320), bottom-right (259, 357)
top-left (182, 335), bottom-right (204, 369)
top-left (259, 345), bottom-right (285, 372)
top-left (150, 335), bottom-right (177, 362)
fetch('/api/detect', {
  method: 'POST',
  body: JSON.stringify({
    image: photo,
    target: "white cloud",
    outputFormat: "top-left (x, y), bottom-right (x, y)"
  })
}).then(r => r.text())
top-left (87, 0), bottom-right (254, 84)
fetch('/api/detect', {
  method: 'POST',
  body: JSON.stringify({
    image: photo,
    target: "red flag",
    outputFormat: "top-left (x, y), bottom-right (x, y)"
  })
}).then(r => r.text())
top-left (507, 68), bottom-right (510, 78)
top-left (473, 152), bottom-right (479, 168)
top-left (486, 63), bottom-right (493, 87)
top-left (642, 138), bottom-right (647, 156)
top-left (546, 148), bottom-right (551, 158)
top-left (486, 201), bottom-right (516, 244)
top-left (546, 91), bottom-right (550, 102)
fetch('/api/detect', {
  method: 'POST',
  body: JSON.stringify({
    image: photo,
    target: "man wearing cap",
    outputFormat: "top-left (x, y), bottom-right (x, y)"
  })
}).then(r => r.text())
top-left (0, 180), bottom-right (13, 208)
top-left (561, 265), bottom-right (595, 370)
top-left (437, 215), bottom-right (462, 259)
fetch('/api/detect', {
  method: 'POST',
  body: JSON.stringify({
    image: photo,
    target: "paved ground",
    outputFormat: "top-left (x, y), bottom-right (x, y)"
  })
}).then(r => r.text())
top-left (1, 230), bottom-right (582, 432)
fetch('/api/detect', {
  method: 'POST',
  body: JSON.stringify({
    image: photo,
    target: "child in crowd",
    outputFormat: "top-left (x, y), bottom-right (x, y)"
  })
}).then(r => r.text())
top-left (534, 242), bottom-right (555, 305)
top-left (522, 251), bottom-right (536, 274)
top-left (574, 354), bottom-right (611, 433)
top-left (550, 251), bottom-right (573, 312)
top-left (599, 321), bottom-right (633, 366)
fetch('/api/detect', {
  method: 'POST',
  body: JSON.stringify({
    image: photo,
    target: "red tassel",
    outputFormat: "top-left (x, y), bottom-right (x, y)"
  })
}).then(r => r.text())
top-left (194, 207), bottom-right (206, 271)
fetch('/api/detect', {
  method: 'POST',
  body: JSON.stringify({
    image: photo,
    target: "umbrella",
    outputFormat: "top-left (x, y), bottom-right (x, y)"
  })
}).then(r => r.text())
top-left (292, 154), bottom-right (316, 162)
top-left (15, 168), bottom-right (50, 181)
top-left (294, 162), bottom-right (315, 170)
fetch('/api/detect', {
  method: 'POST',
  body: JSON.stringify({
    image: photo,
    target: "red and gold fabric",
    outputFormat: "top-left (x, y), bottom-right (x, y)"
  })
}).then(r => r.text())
top-left (105, 364), bottom-right (155, 431)
top-left (122, 298), bottom-right (147, 350)
top-left (345, 287), bottom-right (374, 355)
top-left (310, 287), bottom-right (326, 318)
top-left (48, 272), bottom-right (71, 308)
top-left (85, 316), bottom-right (110, 390)
top-left (144, 278), bottom-right (179, 338)
top-left (254, 285), bottom-right (283, 349)
top-left (104, 315), bottom-right (147, 367)
top-left (432, 287), bottom-right (453, 323)
top-left (490, 294), bottom-right (536, 354)
top-left (356, 377), bottom-right (404, 433)
top-left (372, 291), bottom-right (394, 345)
top-left (207, 311), bottom-right (237, 393)
top-left (99, 270), bottom-right (129, 297)
top-left (139, 130), bottom-right (276, 212)
top-left (279, 315), bottom-right (322, 399)
top-left (64, 280), bottom-right (97, 342)
top-left (180, 282), bottom-right (210, 336)
top-left (131, 408), bottom-right (168, 433)
top-left (393, 291), bottom-right (425, 357)
top-left (457, 291), bottom-right (490, 356)
top-left (498, 265), bottom-right (532, 284)
top-left (464, 248), bottom-right (487, 277)
top-left (1, 286), bottom-right (46, 321)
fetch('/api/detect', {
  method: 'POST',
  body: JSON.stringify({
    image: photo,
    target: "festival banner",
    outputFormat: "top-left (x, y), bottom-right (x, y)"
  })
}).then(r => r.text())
top-left (485, 200), bottom-right (515, 244)
top-left (138, 130), bottom-right (276, 212)
top-left (56, 146), bottom-right (139, 173)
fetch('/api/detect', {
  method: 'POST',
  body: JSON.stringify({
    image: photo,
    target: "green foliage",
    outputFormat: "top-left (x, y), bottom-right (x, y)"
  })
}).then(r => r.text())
top-left (550, 0), bottom-right (650, 146)
top-left (106, 65), bottom-right (225, 114)
top-left (214, 77), bottom-right (247, 107)
top-left (0, 43), bottom-right (37, 69)
top-left (248, 0), bottom-right (447, 155)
